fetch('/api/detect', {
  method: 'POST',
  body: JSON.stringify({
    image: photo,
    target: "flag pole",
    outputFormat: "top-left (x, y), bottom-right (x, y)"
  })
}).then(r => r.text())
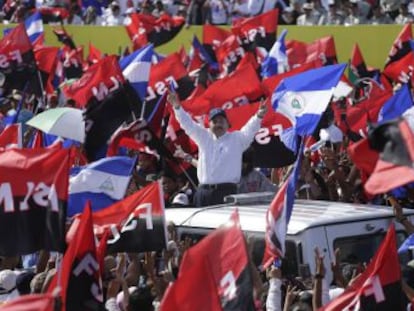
top-left (140, 100), bottom-right (147, 119)
top-left (35, 69), bottom-right (46, 113)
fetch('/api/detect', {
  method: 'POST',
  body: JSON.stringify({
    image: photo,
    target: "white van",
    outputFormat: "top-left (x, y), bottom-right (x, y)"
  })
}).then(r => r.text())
top-left (165, 192), bottom-right (414, 283)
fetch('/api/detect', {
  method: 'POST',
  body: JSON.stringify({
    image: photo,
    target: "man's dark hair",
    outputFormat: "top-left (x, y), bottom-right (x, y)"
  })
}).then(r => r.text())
top-left (128, 287), bottom-right (154, 311)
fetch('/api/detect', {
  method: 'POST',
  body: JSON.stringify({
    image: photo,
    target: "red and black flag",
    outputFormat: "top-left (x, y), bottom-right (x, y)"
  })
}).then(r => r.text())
top-left (126, 13), bottom-right (185, 51)
top-left (262, 60), bottom-right (321, 96)
top-left (33, 46), bottom-right (59, 95)
top-left (53, 27), bottom-right (76, 50)
top-left (37, 7), bottom-right (69, 24)
top-left (226, 101), bottom-right (295, 168)
top-left (87, 42), bottom-right (103, 65)
top-left (63, 56), bottom-right (141, 161)
top-left (286, 36), bottom-right (337, 68)
top-left (67, 182), bottom-right (167, 254)
top-left (202, 24), bottom-right (232, 64)
top-left (364, 118), bottom-right (414, 195)
top-left (385, 23), bottom-right (413, 67)
top-left (48, 203), bottom-right (104, 311)
top-left (182, 63), bottom-right (264, 116)
top-left (145, 52), bottom-right (195, 117)
top-left (0, 23), bottom-right (37, 91)
top-left (215, 34), bottom-right (246, 76)
top-left (383, 50), bottom-right (414, 85)
top-left (231, 9), bottom-right (278, 52)
top-left (0, 148), bottom-right (71, 256)
top-left (161, 210), bottom-right (255, 311)
top-left (349, 43), bottom-right (380, 85)
top-left (321, 224), bottom-right (403, 311)
top-left (0, 123), bottom-right (22, 149)
top-left (332, 83), bottom-right (392, 137)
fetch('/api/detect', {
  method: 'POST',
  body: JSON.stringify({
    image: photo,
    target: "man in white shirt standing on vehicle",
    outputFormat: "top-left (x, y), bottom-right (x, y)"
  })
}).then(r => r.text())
top-left (168, 90), bottom-right (267, 207)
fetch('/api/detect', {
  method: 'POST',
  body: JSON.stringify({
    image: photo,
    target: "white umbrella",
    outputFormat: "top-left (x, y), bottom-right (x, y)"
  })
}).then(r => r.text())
top-left (26, 107), bottom-right (85, 143)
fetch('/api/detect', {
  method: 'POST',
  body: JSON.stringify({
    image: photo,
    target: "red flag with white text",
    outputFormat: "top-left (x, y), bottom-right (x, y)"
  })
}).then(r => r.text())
top-left (48, 203), bottom-right (104, 311)
top-left (321, 225), bottom-right (403, 311)
top-left (161, 210), bottom-right (255, 311)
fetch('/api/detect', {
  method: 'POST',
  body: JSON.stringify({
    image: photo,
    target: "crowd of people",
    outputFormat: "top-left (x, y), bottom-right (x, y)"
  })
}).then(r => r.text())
top-left (2, 0), bottom-right (414, 26)
top-left (0, 0), bottom-right (413, 307)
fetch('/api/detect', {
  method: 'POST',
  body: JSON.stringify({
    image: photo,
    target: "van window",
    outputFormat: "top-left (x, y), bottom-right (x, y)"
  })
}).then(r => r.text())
top-left (334, 231), bottom-right (409, 265)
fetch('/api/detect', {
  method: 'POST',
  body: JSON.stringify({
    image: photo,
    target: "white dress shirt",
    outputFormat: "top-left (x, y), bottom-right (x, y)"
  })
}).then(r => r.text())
top-left (174, 107), bottom-right (261, 185)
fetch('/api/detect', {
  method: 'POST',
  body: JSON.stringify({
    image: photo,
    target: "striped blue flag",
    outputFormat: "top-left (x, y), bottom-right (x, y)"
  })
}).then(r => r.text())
top-left (119, 44), bottom-right (153, 102)
top-left (272, 63), bottom-right (346, 151)
top-left (261, 29), bottom-right (289, 78)
top-left (68, 156), bottom-right (135, 217)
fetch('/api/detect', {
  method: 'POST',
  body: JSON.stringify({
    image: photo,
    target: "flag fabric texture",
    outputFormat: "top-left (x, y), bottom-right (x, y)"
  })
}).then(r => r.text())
top-left (263, 145), bottom-right (302, 266)
top-left (271, 63), bottom-right (346, 151)
top-left (0, 293), bottom-right (57, 311)
top-left (68, 156), bottom-right (135, 217)
top-left (24, 12), bottom-right (44, 43)
top-left (161, 210), bottom-right (255, 311)
top-left (0, 148), bottom-right (71, 256)
top-left (67, 182), bottom-right (167, 254)
top-left (261, 29), bottom-right (289, 78)
top-left (0, 124), bottom-right (22, 148)
top-left (63, 56), bottom-right (142, 160)
top-left (364, 118), bottom-right (414, 195)
top-left (3, 12), bottom-right (44, 44)
top-left (286, 36), bottom-right (337, 68)
top-left (321, 225), bottom-right (403, 311)
top-left (378, 83), bottom-right (413, 123)
top-left (119, 44), bottom-right (153, 102)
top-left (0, 23), bottom-right (37, 91)
top-left (48, 204), bottom-right (104, 311)
top-left (385, 23), bottom-right (412, 67)
top-left (348, 43), bottom-right (380, 85)
top-left (231, 9), bottom-right (278, 52)
top-left (125, 13), bottom-right (185, 50)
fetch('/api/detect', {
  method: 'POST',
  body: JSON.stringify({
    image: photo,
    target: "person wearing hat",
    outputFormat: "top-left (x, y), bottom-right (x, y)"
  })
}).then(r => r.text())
top-left (168, 91), bottom-right (267, 207)
top-left (297, 2), bottom-right (320, 25)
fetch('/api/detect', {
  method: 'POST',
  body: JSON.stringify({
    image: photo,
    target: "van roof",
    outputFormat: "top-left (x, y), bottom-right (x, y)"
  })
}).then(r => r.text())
top-left (165, 195), bottom-right (414, 235)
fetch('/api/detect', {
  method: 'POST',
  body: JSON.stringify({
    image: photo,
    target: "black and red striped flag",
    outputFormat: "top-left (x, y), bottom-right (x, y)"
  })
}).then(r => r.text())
top-left (0, 148), bottom-right (71, 256)
top-left (364, 118), bottom-right (414, 195)
top-left (321, 224), bottom-right (403, 311)
top-left (231, 9), bottom-right (278, 52)
top-left (126, 13), bottom-right (185, 51)
top-left (48, 203), bottom-right (104, 311)
top-left (67, 182), bottom-right (167, 254)
top-left (161, 210), bottom-right (254, 311)
top-left (63, 55), bottom-right (142, 161)
top-left (0, 23), bottom-right (37, 91)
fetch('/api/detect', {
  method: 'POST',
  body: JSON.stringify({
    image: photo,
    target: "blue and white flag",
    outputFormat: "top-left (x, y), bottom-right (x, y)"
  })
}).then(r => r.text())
top-left (4, 12), bottom-right (43, 43)
top-left (119, 44), bottom-right (153, 102)
top-left (68, 156), bottom-right (135, 217)
top-left (261, 29), bottom-right (289, 78)
top-left (398, 233), bottom-right (414, 253)
top-left (272, 63), bottom-right (346, 151)
top-left (378, 83), bottom-right (413, 123)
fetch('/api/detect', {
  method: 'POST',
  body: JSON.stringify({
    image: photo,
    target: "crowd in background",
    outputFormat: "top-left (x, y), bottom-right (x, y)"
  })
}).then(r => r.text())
top-left (2, 0), bottom-right (414, 26)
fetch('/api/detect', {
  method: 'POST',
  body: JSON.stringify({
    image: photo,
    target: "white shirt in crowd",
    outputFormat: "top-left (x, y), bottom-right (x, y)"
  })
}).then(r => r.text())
top-left (209, 0), bottom-right (229, 24)
top-left (174, 107), bottom-right (261, 185)
top-left (247, 0), bottom-right (265, 15)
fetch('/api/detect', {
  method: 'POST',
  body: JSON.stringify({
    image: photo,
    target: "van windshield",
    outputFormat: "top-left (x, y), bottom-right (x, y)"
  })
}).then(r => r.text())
top-left (334, 231), bottom-right (409, 265)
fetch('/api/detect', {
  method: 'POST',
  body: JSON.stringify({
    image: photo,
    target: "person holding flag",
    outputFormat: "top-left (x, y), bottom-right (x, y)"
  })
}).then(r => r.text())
top-left (167, 90), bottom-right (267, 207)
